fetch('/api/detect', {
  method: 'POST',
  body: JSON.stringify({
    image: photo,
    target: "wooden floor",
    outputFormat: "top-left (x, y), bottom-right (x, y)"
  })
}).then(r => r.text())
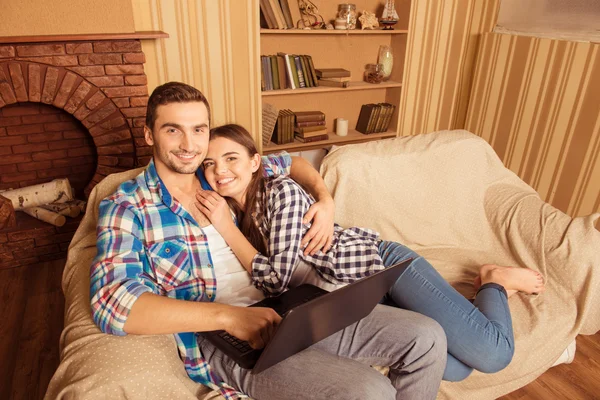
top-left (1, 258), bottom-right (599, 399)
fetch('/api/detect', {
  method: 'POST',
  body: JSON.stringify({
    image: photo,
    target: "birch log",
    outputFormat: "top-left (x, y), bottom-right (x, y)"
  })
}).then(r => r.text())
top-left (42, 203), bottom-right (81, 218)
top-left (22, 207), bottom-right (66, 227)
top-left (70, 199), bottom-right (87, 213)
top-left (1, 179), bottom-right (73, 211)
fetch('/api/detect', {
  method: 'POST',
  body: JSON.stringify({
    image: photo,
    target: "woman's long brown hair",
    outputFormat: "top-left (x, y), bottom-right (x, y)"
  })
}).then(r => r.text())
top-left (207, 124), bottom-right (268, 255)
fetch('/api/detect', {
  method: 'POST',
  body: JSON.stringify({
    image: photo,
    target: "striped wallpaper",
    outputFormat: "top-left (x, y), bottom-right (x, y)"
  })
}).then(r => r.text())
top-left (130, 0), bottom-right (261, 139)
top-left (465, 33), bottom-right (600, 218)
top-left (397, 0), bottom-right (499, 136)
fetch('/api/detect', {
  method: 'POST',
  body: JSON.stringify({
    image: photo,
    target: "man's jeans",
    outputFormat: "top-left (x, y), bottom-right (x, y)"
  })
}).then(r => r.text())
top-left (199, 303), bottom-right (446, 400)
top-left (379, 240), bottom-right (515, 381)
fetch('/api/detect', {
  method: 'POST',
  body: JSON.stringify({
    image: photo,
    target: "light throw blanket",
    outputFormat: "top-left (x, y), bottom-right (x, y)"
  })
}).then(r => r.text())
top-left (320, 130), bottom-right (600, 399)
top-left (45, 130), bottom-right (599, 400)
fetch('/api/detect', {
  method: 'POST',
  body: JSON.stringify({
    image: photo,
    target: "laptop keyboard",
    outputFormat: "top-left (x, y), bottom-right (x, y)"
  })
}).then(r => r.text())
top-left (219, 288), bottom-right (326, 354)
top-left (218, 331), bottom-right (254, 354)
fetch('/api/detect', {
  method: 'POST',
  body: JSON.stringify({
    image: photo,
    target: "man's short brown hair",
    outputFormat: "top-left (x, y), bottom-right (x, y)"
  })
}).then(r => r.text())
top-left (145, 82), bottom-right (211, 131)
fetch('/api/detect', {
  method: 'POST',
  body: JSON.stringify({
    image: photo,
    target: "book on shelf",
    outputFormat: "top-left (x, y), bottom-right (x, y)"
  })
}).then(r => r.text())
top-left (373, 103), bottom-right (387, 133)
top-left (355, 103), bottom-right (397, 134)
top-left (267, 0), bottom-right (287, 29)
top-left (384, 103), bottom-right (397, 132)
top-left (377, 103), bottom-right (394, 133)
top-left (316, 79), bottom-right (349, 88)
top-left (286, 109), bottom-right (296, 142)
top-left (262, 56), bottom-right (273, 91)
top-left (300, 55), bottom-right (312, 87)
top-left (288, 54), bottom-right (300, 88)
top-left (260, 59), bottom-right (266, 91)
top-left (315, 68), bottom-right (351, 78)
top-left (259, 6), bottom-right (270, 29)
top-left (306, 55), bottom-right (319, 87)
top-left (278, 0), bottom-right (294, 29)
top-left (273, 109), bottom-right (295, 144)
top-left (270, 56), bottom-right (280, 90)
top-left (262, 102), bottom-right (279, 146)
top-left (296, 120), bottom-right (326, 127)
top-left (366, 105), bottom-right (381, 134)
top-left (294, 125), bottom-right (328, 136)
top-left (356, 103), bottom-right (377, 134)
top-left (259, 0), bottom-right (276, 29)
top-left (295, 134), bottom-right (329, 143)
top-left (318, 76), bottom-right (351, 83)
top-left (278, 52), bottom-right (296, 89)
top-left (277, 55), bottom-right (287, 89)
top-left (293, 56), bottom-right (306, 88)
top-left (294, 110), bottom-right (325, 123)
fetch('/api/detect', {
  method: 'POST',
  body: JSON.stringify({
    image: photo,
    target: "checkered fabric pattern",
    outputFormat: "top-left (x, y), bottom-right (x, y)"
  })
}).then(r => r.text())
top-left (90, 153), bottom-right (291, 400)
top-left (251, 176), bottom-right (385, 295)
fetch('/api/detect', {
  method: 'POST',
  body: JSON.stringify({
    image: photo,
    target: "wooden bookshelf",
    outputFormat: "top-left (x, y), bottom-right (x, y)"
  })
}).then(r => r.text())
top-left (263, 130), bottom-right (396, 154)
top-left (260, 29), bottom-right (408, 35)
top-left (262, 80), bottom-right (402, 96)
top-left (258, 0), bottom-right (411, 153)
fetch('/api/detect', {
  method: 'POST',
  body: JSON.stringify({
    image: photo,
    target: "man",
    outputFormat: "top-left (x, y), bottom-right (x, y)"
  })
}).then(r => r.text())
top-left (91, 82), bottom-right (446, 400)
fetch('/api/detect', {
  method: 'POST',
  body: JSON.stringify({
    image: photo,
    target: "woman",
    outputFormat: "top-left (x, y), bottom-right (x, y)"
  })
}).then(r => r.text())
top-left (195, 124), bottom-right (545, 381)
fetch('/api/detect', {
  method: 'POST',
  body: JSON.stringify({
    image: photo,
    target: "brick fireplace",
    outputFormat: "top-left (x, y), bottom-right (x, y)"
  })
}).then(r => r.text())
top-left (0, 32), bottom-right (167, 269)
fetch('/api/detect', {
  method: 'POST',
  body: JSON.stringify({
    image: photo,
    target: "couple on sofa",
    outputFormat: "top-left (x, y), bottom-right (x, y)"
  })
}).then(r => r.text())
top-left (90, 82), bottom-right (544, 400)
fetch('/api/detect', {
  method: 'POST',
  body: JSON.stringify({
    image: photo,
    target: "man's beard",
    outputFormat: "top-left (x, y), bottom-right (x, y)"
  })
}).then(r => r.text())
top-left (161, 150), bottom-right (202, 174)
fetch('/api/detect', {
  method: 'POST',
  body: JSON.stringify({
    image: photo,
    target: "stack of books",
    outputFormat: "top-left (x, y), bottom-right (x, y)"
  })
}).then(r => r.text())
top-left (272, 109), bottom-right (295, 144)
top-left (315, 68), bottom-right (351, 88)
top-left (261, 54), bottom-right (318, 91)
top-left (355, 103), bottom-right (396, 134)
top-left (293, 111), bottom-right (328, 143)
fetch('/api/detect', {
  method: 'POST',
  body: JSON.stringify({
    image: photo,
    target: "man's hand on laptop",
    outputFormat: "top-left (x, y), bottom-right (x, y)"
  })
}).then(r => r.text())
top-left (221, 306), bottom-right (282, 349)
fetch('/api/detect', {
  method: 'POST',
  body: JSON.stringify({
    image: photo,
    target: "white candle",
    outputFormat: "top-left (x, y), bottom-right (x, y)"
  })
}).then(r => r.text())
top-left (336, 118), bottom-right (348, 136)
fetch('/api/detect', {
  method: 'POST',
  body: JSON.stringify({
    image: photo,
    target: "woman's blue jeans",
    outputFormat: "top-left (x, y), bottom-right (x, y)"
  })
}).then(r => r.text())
top-left (378, 241), bottom-right (514, 381)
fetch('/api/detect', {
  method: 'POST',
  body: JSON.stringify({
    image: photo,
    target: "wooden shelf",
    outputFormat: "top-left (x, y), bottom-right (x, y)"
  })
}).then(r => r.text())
top-left (0, 31), bottom-right (169, 44)
top-left (260, 29), bottom-right (408, 35)
top-left (262, 80), bottom-right (402, 96)
top-left (263, 130), bottom-right (396, 154)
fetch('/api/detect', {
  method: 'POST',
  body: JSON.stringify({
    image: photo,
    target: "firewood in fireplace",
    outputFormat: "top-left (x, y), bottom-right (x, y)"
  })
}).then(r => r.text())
top-left (1, 179), bottom-right (73, 211)
top-left (22, 207), bottom-right (66, 227)
top-left (70, 199), bottom-right (87, 214)
top-left (0, 194), bottom-right (17, 230)
top-left (42, 202), bottom-right (81, 218)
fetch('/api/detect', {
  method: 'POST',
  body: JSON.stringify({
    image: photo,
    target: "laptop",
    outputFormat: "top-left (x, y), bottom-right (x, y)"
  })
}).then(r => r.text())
top-left (203, 258), bottom-right (412, 374)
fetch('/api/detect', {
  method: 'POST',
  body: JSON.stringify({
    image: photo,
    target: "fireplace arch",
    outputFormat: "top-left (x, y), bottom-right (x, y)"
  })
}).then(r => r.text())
top-left (0, 51), bottom-right (150, 196)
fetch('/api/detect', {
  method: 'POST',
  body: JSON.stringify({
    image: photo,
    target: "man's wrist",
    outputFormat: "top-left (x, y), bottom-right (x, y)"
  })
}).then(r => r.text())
top-left (213, 303), bottom-right (235, 331)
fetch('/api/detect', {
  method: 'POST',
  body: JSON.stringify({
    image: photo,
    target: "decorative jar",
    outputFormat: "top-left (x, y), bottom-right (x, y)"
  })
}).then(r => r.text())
top-left (337, 4), bottom-right (357, 30)
top-left (378, 45), bottom-right (394, 81)
top-left (364, 63), bottom-right (384, 84)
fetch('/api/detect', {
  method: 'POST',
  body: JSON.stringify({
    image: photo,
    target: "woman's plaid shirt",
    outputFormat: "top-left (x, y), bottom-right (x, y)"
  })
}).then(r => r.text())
top-left (90, 155), bottom-right (291, 400)
top-left (251, 176), bottom-right (384, 295)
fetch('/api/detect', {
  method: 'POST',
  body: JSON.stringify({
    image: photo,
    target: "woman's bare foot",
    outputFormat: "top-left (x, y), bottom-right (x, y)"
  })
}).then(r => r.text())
top-left (478, 264), bottom-right (544, 297)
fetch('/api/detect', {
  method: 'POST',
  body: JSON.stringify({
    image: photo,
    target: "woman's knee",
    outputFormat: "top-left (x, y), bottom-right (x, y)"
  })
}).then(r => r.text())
top-left (443, 355), bottom-right (474, 382)
top-left (476, 344), bottom-right (514, 374)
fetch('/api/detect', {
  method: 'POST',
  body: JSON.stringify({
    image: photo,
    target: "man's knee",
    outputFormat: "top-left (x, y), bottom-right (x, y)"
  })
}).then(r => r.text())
top-left (389, 311), bottom-right (447, 369)
top-left (414, 315), bottom-right (447, 358)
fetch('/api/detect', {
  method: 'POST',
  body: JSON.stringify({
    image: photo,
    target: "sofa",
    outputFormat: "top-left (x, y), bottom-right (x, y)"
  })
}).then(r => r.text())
top-left (45, 130), bottom-right (600, 399)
